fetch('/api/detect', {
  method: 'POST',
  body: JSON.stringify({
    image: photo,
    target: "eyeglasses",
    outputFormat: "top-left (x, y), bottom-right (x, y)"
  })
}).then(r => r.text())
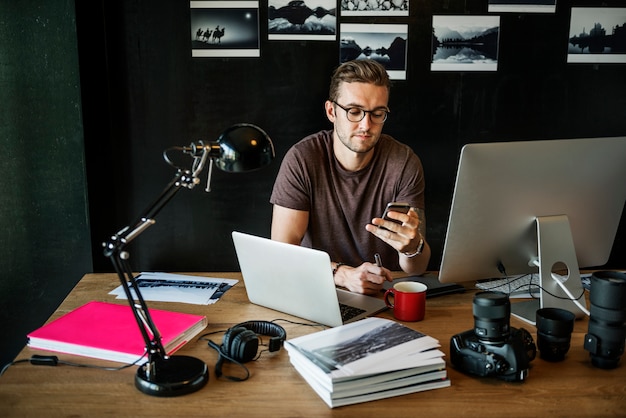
top-left (332, 101), bottom-right (389, 124)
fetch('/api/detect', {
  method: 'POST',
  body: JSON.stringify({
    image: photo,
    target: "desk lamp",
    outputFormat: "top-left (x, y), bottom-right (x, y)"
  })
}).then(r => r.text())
top-left (102, 123), bottom-right (274, 396)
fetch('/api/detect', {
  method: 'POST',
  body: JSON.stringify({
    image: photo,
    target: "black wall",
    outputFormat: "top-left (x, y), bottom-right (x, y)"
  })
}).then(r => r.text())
top-left (0, 1), bottom-right (92, 369)
top-left (79, 0), bottom-right (625, 275)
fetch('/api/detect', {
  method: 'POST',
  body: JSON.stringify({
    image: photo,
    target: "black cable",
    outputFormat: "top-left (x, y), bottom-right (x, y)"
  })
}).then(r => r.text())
top-left (496, 261), bottom-right (512, 295)
top-left (0, 352), bottom-right (146, 377)
top-left (207, 339), bottom-right (251, 382)
top-left (477, 271), bottom-right (587, 301)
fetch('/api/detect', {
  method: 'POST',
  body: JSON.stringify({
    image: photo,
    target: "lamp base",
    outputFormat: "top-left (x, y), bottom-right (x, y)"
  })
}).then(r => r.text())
top-left (135, 355), bottom-right (209, 397)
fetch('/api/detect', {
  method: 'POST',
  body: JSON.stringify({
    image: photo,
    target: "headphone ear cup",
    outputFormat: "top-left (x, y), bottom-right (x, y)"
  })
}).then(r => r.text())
top-left (222, 326), bottom-right (245, 356)
top-left (231, 330), bottom-right (259, 363)
top-left (223, 326), bottom-right (258, 363)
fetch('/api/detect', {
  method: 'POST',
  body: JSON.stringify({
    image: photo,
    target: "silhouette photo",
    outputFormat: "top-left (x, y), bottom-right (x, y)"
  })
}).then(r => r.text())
top-left (567, 7), bottom-right (626, 64)
top-left (191, 1), bottom-right (260, 57)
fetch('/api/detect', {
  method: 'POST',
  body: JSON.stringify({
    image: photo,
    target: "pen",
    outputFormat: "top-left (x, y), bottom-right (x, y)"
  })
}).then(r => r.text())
top-left (375, 253), bottom-right (382, 268)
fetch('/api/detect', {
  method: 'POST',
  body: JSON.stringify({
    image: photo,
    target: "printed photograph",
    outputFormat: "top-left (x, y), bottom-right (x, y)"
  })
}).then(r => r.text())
top-left (567, 7), bottom-right (626, 64)
top-left (488, 0), bottom-right (556, 14)
top-left (340, 23), bottom-right (408, 80)
top-left (312, 322), bottom-right (422, 367)
top-left (340, 0), bottom-right (409, 17)
top-left (431, 15), bottom-right (500, 72)
top-left (190, 1), bottom-right (260, 58)
top-left (268, 0), bottom-right (336, 41)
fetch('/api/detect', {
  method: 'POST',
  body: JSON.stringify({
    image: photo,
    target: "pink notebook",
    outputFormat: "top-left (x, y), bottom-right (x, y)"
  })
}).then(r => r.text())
top-left (27, 301), bottom-right (208, 363)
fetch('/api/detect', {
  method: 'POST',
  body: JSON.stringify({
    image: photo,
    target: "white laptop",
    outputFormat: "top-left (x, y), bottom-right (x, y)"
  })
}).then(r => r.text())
top-left (231, 231), bottom-right (388, 327)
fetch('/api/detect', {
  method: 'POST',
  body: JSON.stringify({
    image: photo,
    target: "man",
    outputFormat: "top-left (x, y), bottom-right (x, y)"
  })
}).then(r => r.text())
top-left (270, 59), bottom-right (430, 295)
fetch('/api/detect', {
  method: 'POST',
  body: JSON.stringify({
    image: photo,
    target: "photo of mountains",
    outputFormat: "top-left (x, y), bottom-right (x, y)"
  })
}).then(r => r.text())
top-left (340, 24), bottom-right (408, 80)
top-left (431, 15), bottom-right (500, 72)
top-left (268, 0), bottom-right (336, 39)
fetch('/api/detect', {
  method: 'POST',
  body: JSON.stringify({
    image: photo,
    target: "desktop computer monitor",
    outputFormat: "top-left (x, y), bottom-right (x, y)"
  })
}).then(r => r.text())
top-left (438, 136), bottom-right (626, 325)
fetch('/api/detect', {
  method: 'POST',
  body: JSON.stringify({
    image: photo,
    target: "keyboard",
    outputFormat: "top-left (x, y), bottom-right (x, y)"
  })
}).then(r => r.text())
top-left (476, 273), bottom-right (593, 295)
top-left (339, 303), bottom-right (366, 322)
top-left (476, 274), bottom-right (540, 295)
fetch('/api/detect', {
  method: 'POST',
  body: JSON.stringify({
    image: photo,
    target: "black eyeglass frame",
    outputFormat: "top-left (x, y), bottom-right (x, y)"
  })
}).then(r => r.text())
top-left (331, 101), bottom-right (390, 124)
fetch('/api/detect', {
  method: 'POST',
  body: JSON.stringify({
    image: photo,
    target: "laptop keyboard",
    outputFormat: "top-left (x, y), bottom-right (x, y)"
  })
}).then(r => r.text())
top-left (339, 303), bottom-right (366, 322)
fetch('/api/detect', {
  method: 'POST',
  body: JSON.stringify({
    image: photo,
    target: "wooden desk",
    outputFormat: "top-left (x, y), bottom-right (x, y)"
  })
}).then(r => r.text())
top-left (1, 273), bottom-right (625, 417)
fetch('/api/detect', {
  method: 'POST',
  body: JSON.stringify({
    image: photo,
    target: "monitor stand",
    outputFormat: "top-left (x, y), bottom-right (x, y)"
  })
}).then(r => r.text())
top-left (510, 215), bottom-right (589, 326)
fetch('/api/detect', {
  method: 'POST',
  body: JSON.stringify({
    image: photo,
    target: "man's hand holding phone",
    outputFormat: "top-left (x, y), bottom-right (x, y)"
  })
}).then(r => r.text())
top-left (379, 202), bottom-right (411, 230)
top-left (367, 202), bottom-right (422, 255)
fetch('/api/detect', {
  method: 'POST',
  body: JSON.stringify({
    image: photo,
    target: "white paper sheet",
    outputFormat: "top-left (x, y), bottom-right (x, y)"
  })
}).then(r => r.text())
top-left (109, 272), bottom-right (238, 305)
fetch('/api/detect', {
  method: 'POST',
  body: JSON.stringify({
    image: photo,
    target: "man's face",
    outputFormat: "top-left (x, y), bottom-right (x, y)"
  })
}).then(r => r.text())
top-left (326, 81), bottom-right (389, 155)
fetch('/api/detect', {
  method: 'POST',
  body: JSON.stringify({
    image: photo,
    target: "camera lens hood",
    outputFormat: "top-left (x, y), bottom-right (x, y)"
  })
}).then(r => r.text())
top-left (536, 308), bottom-right (575, 337)
top-left (589, 271), bottom-right (626, 309)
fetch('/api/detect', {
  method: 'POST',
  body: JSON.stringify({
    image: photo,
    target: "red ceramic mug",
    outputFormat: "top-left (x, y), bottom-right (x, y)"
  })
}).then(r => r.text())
top-left (384, 282), bottom-right (427, 322)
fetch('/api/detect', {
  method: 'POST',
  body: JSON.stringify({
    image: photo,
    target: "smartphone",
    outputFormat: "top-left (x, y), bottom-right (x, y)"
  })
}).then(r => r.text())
top-left (380, 202), bottom-right (411, 229)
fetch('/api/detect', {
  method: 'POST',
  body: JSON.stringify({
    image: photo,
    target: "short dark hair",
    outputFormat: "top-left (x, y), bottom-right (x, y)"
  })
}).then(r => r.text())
top-left (328, 60), bottom-right (391, 102)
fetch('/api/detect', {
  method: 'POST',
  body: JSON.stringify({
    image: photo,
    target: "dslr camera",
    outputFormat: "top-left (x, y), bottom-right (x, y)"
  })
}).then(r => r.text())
top-left (450, 291), bottom-right (536, 382)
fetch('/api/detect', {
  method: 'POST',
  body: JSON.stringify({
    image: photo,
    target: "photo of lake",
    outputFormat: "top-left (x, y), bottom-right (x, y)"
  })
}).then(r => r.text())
top-left (431, 15), bottom-right (500, 72)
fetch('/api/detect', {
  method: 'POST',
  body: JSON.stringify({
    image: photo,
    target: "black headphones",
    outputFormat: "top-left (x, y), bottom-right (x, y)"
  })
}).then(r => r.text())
top-left (208, 321), bottom-right (286, 381)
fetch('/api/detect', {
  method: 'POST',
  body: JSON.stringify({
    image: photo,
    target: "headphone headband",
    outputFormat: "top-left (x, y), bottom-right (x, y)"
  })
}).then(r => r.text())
top-left (232, 320), bottom-right (287, 352)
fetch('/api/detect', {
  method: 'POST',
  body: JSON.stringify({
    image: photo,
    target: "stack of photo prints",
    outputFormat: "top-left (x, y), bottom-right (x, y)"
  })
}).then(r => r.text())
top-left (283, 317), bottom-right (450, 408)
top-left (189, 1), bottom-right (626, 79)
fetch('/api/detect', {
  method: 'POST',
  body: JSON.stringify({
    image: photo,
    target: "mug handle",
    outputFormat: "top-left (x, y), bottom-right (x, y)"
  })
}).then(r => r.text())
top-left (384, 289), bottom-right (395, 308)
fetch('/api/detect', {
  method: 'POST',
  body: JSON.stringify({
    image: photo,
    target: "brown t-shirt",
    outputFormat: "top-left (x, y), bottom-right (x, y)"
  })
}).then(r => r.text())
top-left (270, 130), bottom-right (425, 271)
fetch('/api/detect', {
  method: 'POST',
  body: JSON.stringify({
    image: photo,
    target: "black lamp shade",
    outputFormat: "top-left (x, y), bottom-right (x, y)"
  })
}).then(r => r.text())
top-left (215, 123), bottom-right (274, 173)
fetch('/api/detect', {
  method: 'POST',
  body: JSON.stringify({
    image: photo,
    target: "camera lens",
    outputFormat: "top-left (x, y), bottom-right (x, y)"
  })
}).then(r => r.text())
top-left (473, 291), bottom-right (510, 343)
top-left (584, 271), bottom-right (626, 369)
top-left (536, 308), bottom-right (575, 362)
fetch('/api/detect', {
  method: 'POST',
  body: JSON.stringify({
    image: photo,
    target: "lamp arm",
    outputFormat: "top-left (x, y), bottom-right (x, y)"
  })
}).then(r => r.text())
top-left (102, 166), bottom-right (203, 365)
top-left (109, 249), bottom-right (167, 365)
